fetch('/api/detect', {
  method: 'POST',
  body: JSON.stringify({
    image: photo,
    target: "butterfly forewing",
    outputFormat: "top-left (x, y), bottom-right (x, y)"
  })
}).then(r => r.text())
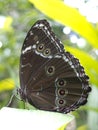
top-left (20, 20), bottom-right (61, 94)
top-left (19, 19), bottom-right (91, 113)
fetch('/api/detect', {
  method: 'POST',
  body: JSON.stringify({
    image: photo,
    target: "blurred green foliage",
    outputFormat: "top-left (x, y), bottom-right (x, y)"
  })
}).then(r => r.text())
top-left (0, 0), bottom-right (98, 130)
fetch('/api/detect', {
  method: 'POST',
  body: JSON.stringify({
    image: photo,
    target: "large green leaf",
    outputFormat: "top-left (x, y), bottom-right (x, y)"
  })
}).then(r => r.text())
top-left (66, 46), bottom-right (98, 86)
top-left (29, 0), bottom-right (98, 49)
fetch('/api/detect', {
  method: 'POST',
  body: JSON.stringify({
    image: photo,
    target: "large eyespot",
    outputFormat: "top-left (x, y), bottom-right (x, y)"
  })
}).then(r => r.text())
top-left (56, 78), bottom-right (66, 87)
top-left (37, 44), bottom-right (45, 52)
top-left (43, 48), bottom-right (51, 56)
top-left (57, 88), bottom-right (68, 98)
top-left (55, 98), bottom-right (66, 107)
top-left (46, 66), bottom-right (55, 76)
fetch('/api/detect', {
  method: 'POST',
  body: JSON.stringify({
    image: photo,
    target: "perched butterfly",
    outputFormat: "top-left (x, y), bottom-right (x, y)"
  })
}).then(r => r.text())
top-left (19, 19), bottom-right (91, 113)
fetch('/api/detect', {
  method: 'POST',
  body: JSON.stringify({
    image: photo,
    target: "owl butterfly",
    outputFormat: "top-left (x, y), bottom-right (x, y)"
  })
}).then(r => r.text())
top-left (19, 19), bottom-right (91, 113)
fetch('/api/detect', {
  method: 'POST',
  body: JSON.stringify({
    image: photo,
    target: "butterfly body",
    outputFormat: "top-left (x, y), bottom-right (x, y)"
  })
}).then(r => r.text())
top-left (19, 19), bottom-right (91, 113)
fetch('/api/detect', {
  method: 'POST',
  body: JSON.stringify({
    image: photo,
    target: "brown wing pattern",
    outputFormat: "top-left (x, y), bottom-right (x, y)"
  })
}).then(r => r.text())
top-left (19, 19), bottom-right (91, 113)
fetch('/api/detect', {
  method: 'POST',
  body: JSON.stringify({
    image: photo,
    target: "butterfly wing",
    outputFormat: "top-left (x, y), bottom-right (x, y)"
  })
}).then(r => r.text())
top-left (19, 19), bottom-right (91, 113)
top-left (20, 20), bottom-right (63, 97)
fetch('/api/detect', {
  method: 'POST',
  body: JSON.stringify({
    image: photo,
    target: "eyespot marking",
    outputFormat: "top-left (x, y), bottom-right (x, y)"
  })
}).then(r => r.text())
top-left (43, 48), bottom-right (51, 56)
top-left (56, 78), bottom-right (67, 87)
top-left (36, 43), bottom-right (45, 52)
top-left (57, 88), bottom-right (68, 98)
top-left (55, 98), bottom-right (66, 107)
top-left (45, 66), bottom-right (55, 76)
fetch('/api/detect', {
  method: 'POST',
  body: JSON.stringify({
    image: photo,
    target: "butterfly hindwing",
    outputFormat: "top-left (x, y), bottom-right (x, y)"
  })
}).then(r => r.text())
top-left (24, 54), bottom-right (90, 113)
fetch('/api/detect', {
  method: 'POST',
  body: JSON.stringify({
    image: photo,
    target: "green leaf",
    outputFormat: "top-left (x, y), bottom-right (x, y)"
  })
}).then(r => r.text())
top-left (0, 16), bottom-right (13, 32)
top-left (77, 125), bottom-right (87, 130)
top-left (29, 0), bottom-right (98, 49)
top-left (0, 78), bottom-right (15, 92)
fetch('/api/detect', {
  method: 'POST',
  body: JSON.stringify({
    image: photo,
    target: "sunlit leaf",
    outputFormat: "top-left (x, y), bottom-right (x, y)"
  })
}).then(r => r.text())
top-left (4, 16), bottom-right (13, 31)
top-left (29, 0), bottom-right (98, 49)
top-left (58, 124), bottom-right (67, 130)
top-left (77, 125), bottom-right (87, 130)
top-left (0, 78), bottom-right (15, 92)
top-left (0, 16), bottom-right (13, 32)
